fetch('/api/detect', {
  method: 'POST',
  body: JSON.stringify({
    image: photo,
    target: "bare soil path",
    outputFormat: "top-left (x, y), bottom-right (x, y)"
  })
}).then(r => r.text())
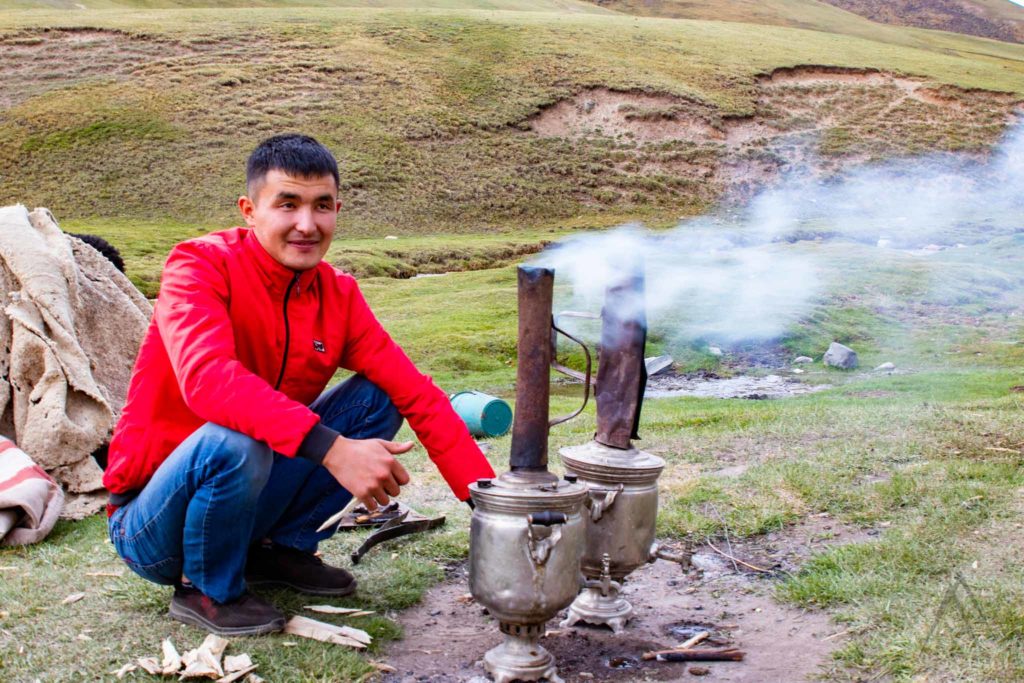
top-left (382, 515), bottom-right (872, 682)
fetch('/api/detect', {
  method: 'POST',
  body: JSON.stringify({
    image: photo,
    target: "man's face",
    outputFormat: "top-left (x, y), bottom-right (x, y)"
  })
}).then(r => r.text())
top-left (238, 169), bottom-right (341, 272)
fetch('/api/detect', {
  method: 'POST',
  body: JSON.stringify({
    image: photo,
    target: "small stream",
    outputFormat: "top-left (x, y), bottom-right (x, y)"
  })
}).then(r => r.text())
top-left (645, 373), bottom-right (829, 399)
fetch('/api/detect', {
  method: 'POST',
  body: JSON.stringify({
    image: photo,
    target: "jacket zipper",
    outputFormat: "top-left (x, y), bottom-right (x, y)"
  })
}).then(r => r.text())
top-left (274, 274), bottom-right (300, 390)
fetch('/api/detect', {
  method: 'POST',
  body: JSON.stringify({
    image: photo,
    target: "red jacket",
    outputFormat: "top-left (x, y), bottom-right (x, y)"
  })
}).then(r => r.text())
top-left (103, 228), bottom-right (494, 503)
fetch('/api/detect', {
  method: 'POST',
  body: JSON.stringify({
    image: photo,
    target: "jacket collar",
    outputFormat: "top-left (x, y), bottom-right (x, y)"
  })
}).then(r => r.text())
top-left (241, 228), bottom-right (320, 294)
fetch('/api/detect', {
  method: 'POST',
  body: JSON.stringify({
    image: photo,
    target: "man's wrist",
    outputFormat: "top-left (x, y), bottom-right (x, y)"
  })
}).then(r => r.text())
top-left (297, 423), bottom-right (341, 464)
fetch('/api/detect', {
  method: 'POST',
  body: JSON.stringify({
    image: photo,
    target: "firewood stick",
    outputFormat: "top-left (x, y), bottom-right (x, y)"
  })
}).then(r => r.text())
top-left (677, 631), bottom-right (709, 649)
top-left (706, 541), bottom-right (772, 573)
top-left (642, 647), bottom-right (745, 662)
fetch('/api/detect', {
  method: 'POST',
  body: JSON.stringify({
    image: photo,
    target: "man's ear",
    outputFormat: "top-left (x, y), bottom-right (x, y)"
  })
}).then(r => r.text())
top-left (238, 195), bottom-right (257, 227)
top-left (335, 199), bottom-right (342, 214)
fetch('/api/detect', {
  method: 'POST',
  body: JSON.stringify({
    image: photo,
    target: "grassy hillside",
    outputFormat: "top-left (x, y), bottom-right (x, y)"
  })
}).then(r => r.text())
top-left (2, 0), bottom-right (611, 10)
top-left (1, 8), bottom-right (1022, 246)
top-left (821, 0), bottom-right (1024, 44)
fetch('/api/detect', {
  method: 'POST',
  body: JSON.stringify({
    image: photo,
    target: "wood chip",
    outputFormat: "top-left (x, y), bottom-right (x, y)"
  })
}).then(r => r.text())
top-left (373, 662), bottom-right (398, 673)
top-left (0, 566), bottom-right (17, 571)
top-left (201, 634), bottom-right (229, 665)
top-left (224, 654), bottom-right (253, 673)
top-left (455, 593), bottom-right (475, 604)
top-left (678, 631), bottom-right (709, 649)
top-left (245, 675), bottom-right (265, 683)
top-left (76, 633), bottom-right (92, 641)
top-left (283, 615), bottom-right (371, 649)
top-left (214, 665), bottom-right (258, 683)
top-left (86, 570), bottom-right (124, 578)
top-left (162, 639), bottom-right (182, 675)
top-left (138, 657), bottom-right (162, 675)
top-left (111, 663), bottom-right (137, 679)
top-left (303, 605), bottom-right (364, 615)
top-left (61, 592), bottom-right (86, 605)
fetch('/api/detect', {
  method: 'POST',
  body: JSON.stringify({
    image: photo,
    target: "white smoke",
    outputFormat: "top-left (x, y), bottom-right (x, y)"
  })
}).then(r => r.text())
top-left (533, 120), bottom-right (1024, 346)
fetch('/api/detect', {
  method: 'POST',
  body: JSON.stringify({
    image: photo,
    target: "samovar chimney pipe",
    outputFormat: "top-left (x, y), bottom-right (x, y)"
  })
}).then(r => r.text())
top-left (509, 265), bottom-right (555, 473)
top-left (594, 270), bottom-right (647, 450)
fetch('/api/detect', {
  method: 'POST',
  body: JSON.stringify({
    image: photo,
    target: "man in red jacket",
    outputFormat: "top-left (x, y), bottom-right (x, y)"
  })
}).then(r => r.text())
top-left (104, 134), bottom-right (495, 635)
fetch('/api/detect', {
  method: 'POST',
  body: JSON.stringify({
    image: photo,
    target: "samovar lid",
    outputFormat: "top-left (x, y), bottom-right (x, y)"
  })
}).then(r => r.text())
top-left (469, 474), bottom-right (586, 515)
top-left (558, 441), bottom-right (665, 484)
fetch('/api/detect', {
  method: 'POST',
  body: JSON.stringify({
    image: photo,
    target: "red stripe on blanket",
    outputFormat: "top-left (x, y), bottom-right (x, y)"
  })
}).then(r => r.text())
top-left (0, 440), bottom-right (17, 454)
top-left (0, 465), bottom-right (54, 493)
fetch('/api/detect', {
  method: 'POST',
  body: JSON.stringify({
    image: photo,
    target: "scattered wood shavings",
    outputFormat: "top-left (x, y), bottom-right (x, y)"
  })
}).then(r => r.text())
top-left (303, 605), bottom-right (364, 615)
top-left (224, 654), bottom-right (252, 673)
top-left (111, 663), bottom-right (136, 678)
top-left (118, 638), bottom-right (258, 681)
top-left (214, 665), bottom-right (258, 683)
top-left (180, 633), bottom-right (231, 679)
top-left (138, 657), bottom-right (162, 675)
top-left (61, 592), bottom-right (86, 605)
top-left (284, 615), bottom-right (371, 649)
top-left (162, 639), bottom-right (182, 675)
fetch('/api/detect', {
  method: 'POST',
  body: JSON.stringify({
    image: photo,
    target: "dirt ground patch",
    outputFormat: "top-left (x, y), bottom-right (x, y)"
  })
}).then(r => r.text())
top-left (381, 515), bottom-right (871, 682)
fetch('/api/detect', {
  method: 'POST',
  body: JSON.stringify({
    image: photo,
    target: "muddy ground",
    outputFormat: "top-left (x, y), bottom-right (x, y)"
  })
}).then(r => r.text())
top-left (381, 515), bottom-right (874, 683)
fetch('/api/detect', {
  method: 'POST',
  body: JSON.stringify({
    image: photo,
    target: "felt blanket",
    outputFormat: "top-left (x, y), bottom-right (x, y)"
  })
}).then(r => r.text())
top-left (0, 435), bottom-right (63, 545)
top-left (0, 205), bottom-right (152, 516)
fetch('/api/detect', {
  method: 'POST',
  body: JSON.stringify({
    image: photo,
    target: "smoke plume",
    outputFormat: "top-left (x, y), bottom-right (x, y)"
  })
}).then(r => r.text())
top-left (533, 120), bottom-right (1024, 347)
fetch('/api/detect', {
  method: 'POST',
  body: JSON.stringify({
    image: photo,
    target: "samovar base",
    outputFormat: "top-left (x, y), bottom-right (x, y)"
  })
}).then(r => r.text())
top-left (483, 622), bottom-right (563, 683)
top-left (561, 585), bottom-right (633, 634)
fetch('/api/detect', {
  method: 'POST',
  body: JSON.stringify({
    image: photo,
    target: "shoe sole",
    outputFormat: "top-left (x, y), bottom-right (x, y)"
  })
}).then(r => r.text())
top-left (246, 576), bottom-right (357, 597)
top-left (168, 601), bottom-right (286, 636)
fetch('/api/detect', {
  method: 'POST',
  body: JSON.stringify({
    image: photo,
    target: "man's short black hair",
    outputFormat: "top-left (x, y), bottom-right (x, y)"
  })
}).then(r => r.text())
top-left (246, 134), bottom-right (339, 197)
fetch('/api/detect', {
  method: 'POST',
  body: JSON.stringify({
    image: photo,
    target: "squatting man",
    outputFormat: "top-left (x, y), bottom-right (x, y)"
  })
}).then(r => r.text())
top-left (103, 134), bottom-right (496, 635)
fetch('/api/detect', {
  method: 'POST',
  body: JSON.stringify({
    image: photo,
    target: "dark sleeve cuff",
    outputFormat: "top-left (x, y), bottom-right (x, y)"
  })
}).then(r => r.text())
top-left (297, 423), bottom-right (340, 465)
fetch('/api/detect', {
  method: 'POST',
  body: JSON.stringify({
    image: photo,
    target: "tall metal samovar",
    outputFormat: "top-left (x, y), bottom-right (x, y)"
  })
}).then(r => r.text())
top-left (468, 266), bottom-right (589, 683)
top-left (559, 269), bottom-right (666, 633)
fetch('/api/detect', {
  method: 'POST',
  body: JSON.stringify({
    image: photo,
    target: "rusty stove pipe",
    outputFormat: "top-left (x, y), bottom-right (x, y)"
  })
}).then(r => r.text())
top-left (509, 266), bottom-right (555, 473)
top-left (594, 271), bottom-right (647, 450)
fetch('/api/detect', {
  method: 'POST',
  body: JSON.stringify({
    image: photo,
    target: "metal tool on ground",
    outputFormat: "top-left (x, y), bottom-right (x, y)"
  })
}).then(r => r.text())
top-left (317, 501), bottom-right (445, 564)
top-left (468, 265), bottom-right (590, 683)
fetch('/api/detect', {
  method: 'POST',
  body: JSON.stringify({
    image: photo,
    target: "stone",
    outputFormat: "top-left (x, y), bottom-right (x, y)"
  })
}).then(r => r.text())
top-left (874, 362), bottom-right (896, 372)
top-left (708, 346), bottom-right (723, 357)
top-left (793, 356), bottom-right (813, 364)
top-left (823, 342), bottom-right (858, 369)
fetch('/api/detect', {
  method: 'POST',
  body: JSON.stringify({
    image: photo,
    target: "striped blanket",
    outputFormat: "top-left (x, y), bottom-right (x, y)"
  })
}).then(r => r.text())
top-left (0, 435), bottom-right (63, 546)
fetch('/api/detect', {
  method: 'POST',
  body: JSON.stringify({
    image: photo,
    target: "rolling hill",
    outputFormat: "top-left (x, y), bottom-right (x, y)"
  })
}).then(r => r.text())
top-left (0, 0), bottom-right (1021, 280)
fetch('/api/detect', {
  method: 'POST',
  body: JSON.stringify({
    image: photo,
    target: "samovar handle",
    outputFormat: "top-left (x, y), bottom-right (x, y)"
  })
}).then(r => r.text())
top-left (525, 511), bottom-right (567, 567)
top-left (548, 321), bottom-right (592, 427)
top-left (585, 483), bottom-right (624, 522)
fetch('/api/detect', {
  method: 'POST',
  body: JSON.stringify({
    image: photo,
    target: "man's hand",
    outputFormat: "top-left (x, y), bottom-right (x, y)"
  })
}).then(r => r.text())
top-left (322, 436), bottom-right (413, 511)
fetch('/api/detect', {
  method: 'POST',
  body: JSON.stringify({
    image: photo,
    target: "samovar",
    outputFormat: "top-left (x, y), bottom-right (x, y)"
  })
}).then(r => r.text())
top-left (468, 265), bottom-right (589, 683)
top-left (559, 269), bottom-right (667, 633)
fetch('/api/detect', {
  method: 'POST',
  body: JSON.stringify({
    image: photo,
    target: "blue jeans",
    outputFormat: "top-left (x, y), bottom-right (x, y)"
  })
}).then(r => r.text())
top-left (108, 375), bottom-right (403, 603)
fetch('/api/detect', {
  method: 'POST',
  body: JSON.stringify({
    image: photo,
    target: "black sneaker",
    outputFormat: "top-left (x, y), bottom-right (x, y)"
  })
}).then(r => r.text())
top-left (246, 543), bottom-right (357, 596)
top-left (168, 584), bottom-right (285, 636)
